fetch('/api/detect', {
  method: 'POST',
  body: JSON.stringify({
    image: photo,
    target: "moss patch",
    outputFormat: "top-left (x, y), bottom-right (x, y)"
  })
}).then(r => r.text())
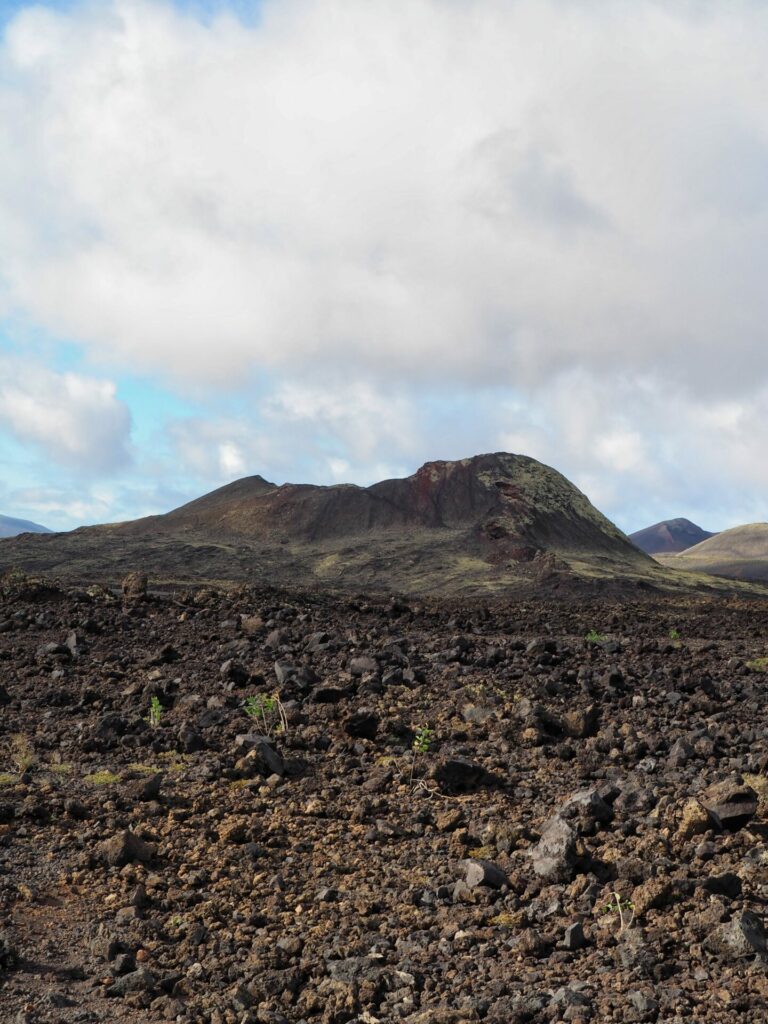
top-left (126, 762), bottom-right (160, 776)
top-left (84, 771), bottom-right (120, 786)
top-left (315, 553), bottom-right (341, 576)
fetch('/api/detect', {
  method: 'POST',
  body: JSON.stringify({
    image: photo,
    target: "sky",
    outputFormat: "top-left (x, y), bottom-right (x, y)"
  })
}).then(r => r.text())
top-left (1, 0), bottom-right (768, 535)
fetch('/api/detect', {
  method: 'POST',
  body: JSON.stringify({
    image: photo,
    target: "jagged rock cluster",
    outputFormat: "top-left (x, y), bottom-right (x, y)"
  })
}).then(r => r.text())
top-left (0, 573), bottom-right (768, 1022)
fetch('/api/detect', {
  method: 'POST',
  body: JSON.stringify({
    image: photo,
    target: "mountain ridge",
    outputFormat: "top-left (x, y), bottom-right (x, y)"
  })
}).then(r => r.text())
top-left (0, 513), bottom-right (52, 539)
top-left (629, 517), bottom-right (715, 554)
top-left (0, 452), bottom-right (666, 593)
top-left (656, 522), bottom-right (768, 581)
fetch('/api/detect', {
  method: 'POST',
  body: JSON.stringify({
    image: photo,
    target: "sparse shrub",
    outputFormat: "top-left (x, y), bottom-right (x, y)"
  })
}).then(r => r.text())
top-left (244, 692), bottom-right (287, 738)
top-left (669, 628), bottom-right (680, 641)
top-left (9, 735), bottom-right (35, 774)
top-left (601, 891), bottom-right (635, 934)
top-left (585, 629), bottom-right (605, 645)
top-left (410, 726), bottom-right (434, 789)
top-left (148, 696), bottom-right (163, 729)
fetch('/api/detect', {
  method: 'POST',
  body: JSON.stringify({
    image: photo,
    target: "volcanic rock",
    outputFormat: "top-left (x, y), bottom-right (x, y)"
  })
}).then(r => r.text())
top-left (675, 798), bottom-right (711, 843)
top-left (0, 933), bottom-right (18, 970)
top-left (464, 859), bottom-right (509, 889)
top-left (529, 815), bottom-right (579, 882)
top-left (106, 966), bottom-right (157, 997)
top-left (97, 830), bottom-right (155, 867)
top-left (121, 572), bottom-right (147, 603)
top-left (343, 708), bottom-right (380, 739)
top-left (564, 921), bottom-right (586, 950)
top-left (433, 758), bottom-right (493, 794)
top-left (1, 575), bottom-right (768, 1022)
top-left (705, 912), bottom-right (767, 958)
top-left (700, 778), bottom-right (758, 830)
top-left (233, 734), bottom-right (285, 776)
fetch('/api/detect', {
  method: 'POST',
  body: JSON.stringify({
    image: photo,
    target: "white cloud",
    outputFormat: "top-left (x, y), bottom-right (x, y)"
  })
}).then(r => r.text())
top-left (0, 360), bottom-right (131, 471)
top-left (496, 371), bottom-right (768, 531)
top-left (7, 485), bottom-right (116, 526)
top-left (3, 479), bottom-right (195, 529)
top-left (1, 0), bottom-right (768, 396)
top-left (267, 382), bottom-right (416, 461)
top-left (2, 1), bottom-right (768, 532)
top-left (167, 416), bottom-right (272, 480)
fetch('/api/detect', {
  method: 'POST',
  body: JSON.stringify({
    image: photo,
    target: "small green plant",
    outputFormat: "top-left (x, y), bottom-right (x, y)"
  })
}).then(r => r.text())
top-left (585, 629), bottom-right (606, 645)
top-left (244, 692), bottom-right (287, 738)
top-left (148, 696), bottom-right (163, 729)
top-left (601, 891), bottom-right (635, 934)
top-left (669, 628), bottom-right (680, 641)
top-left (747, 657), bottom-right (768, 673)
top-left (409, 726), bottom-right (434, 788)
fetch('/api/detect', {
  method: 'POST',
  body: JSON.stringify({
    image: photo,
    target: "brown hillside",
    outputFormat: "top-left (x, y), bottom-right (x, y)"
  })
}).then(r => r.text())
top-left (0, 453), bottom-right (673, 593)
top-left (657, 523), bottom-right (768, 581)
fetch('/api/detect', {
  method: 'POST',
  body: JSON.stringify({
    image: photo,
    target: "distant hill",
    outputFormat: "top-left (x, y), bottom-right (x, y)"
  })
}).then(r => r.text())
top-left (656, 523), bottom-right (768, 581)
top-left (630, 518), bottom-right (715, 555)
top-left (0, 453), bottom-right (661, 594)
top-left (0, 514), bottom-right (52, 539)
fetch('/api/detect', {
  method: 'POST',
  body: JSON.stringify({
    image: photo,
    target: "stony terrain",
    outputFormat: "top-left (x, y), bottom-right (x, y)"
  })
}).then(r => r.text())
top-left (1, 570), bottom-right (768, 1022)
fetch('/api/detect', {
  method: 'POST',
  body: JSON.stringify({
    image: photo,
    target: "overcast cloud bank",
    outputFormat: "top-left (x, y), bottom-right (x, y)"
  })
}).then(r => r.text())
top-left (0, 0), bottom-right (767, 532)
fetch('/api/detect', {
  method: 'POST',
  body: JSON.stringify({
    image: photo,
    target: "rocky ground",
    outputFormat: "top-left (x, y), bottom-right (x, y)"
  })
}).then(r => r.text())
top-left (1, 570), bottom-right (768, 1023)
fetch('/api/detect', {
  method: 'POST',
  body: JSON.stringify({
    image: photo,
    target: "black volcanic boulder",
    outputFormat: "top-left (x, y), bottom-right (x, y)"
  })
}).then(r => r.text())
top-left (233, 734), bottom-right (285, 777)
top-left (0, 933), bottom-right (18, 971)
top-left (529, 787), bottom-right (613, 881)
top-left (343, 709), bottom-right (380, 739)
top-left (433, 758), bottom-right (494, 794)
top-left (97, 830), bottom-right (155, 867)
top-left (311, 685), bottom-right (349, 704)
top-left (705, 912), bottom-right (766, 958)
top-left (700, 778), bottom-right (758, 831)
top-left (558, 787), bottom-right (613, 833)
